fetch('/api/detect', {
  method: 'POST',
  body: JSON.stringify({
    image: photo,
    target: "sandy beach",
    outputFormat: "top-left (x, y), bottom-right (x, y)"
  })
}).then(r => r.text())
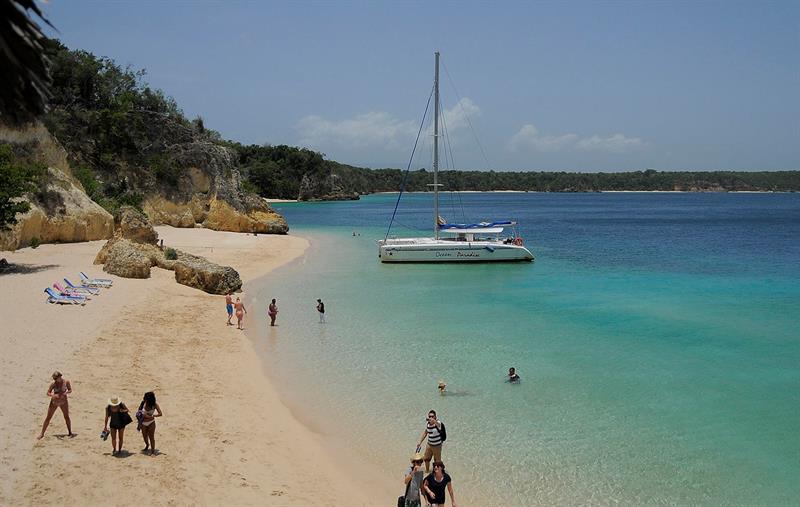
top-left (0, 226), bottom-right (393, 506)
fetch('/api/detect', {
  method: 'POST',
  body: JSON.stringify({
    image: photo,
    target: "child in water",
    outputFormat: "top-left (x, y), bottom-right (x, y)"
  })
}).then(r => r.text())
top-left (508, 367), bottom-right (520, 383)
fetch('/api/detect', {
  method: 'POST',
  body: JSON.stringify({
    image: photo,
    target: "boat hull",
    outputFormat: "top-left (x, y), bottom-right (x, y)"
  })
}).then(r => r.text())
top-left (378, 240), bottom-right (534, 263)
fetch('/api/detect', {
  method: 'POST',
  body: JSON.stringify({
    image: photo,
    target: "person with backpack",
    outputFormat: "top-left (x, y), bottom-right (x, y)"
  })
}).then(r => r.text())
top-left (416, 409), bottom-right (446, 473)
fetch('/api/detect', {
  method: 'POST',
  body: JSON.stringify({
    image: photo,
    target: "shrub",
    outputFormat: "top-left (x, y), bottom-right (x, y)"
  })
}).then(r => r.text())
top-left (29, 236), bottom-right (41, 249)
top-left (164, 247), bottom-right (177, 260)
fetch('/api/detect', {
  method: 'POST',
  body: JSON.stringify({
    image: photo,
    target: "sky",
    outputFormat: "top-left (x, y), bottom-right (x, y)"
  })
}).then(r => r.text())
top-left (39, 0), bottom-right (799, 172)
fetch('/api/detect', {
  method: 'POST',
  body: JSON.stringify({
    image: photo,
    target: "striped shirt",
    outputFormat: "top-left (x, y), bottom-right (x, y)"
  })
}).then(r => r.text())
top-left (426, 421), bottom-right (443, 446)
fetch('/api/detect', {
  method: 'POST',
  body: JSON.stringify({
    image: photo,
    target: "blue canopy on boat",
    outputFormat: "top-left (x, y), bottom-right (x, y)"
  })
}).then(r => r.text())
top-left (438, 221), bottom-right (515, 230)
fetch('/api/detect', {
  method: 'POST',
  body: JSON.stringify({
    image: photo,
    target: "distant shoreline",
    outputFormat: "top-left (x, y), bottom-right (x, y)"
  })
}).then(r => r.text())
top-left (371, 190), bottom-right (795, 194)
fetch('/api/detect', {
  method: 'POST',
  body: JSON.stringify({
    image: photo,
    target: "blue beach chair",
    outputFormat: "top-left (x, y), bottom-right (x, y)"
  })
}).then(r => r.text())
top-left (79, 271), bottom-right (113, 288)
top-left (44, 287), bottom-right (86, 305)
top-left (64, 278), bottom-right (101, 295)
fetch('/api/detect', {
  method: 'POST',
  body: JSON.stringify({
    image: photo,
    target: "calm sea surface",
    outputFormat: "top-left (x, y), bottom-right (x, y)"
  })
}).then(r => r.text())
top-left (249, 192), bottom-right (800, 506)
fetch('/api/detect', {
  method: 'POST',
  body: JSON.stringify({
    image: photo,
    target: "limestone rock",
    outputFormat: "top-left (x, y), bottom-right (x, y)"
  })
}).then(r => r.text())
top-left (0, 124), bottom-right (114, 251)
top-left (298, 172), bottom-right (359, 201)
top-left (102, 239), bottom-right (158, 279)
top-left (116, 206), bottom-right (158, 244)
top-left (171, 253), bottom-right (242, 294)
top-left (203, 198), bottom-right (288, 234)
top-left (94, 207), bottom-right (242, 294)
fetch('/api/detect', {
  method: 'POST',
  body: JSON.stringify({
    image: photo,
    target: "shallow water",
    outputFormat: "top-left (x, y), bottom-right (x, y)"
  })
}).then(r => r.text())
top-left (248, 192), bottom-right (800, 506)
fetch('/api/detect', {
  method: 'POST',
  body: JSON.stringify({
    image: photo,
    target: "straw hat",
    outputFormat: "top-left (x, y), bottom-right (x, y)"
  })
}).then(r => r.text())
top-left (52, 370), bottom-right (62, 379)
top-left (108, 395), bottom-right (122, 406)
top-left (411, 452), bottom-right (424, 462)
top-left (437, 380), bottom-right (446, 388)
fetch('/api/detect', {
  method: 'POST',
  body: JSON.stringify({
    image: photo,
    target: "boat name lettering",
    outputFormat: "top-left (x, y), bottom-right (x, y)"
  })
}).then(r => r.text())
top-left (435, 251), bottom-right (453, 257)
top-left (456, 251), bottom-right (480, 258)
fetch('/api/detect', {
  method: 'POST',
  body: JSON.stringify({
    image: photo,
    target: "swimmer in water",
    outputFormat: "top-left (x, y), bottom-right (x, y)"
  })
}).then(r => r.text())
top-left (508, 367), bottom-right (520, 383)
top-left (437, 380), bottom-right (447, 395)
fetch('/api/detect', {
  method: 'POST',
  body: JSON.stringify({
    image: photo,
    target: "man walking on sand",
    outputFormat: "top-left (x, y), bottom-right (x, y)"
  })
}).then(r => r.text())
top-left (316, 298), bottom-right (325, 323)
top-left (417, 410), bottom-right (445, 473)
top-left (225, 293), bottom-right (234, 326)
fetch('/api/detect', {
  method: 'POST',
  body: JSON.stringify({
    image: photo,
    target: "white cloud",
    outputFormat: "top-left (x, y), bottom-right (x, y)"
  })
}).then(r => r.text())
top-left (508, 123), bottom-right (646, 153)
top-left (440, 97), bottom-right (480, 131)
top-left (295, 97), bottom-right (480, 152)
top-left (296, 111), bottom-right (418, 151)
top-left (576, 134), bottom-right (646, 153)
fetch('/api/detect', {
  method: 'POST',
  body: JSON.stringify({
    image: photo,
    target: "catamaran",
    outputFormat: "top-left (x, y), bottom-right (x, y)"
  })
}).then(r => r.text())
top-left (378, 52), bottom-right (534, 263)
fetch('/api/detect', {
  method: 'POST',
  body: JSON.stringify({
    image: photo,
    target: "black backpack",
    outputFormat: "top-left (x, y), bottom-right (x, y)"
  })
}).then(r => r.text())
top-left (438, 421), bottom-right (447, 443)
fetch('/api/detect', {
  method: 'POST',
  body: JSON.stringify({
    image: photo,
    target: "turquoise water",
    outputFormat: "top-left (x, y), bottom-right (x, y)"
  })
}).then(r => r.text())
top-left (249, 193), bottom-right (799, 506)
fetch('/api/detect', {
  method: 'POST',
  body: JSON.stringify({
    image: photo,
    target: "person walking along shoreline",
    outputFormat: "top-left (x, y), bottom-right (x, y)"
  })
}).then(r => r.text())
top-left (268, 298), bottom-right (278, 326)
top-left (316, 298), bottom-right (325, 323)
top-left (416, 410), bottom-right (445, 473)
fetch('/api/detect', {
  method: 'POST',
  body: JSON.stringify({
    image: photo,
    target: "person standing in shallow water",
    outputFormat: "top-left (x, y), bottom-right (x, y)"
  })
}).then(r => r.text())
top-left (225, 293), bottom-right (234, 326)
top-left (268, 298), bottom-right (278, 326)
top-left (316, 298), bottom-right (325, 323)
top-left (234, 297), bottom-right (247, 330)
top-left (38, 370), bottom-right (73, 439)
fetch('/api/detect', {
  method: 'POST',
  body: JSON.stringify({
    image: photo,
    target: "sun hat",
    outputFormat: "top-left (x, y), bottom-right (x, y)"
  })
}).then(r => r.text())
top-left (438, 380), bottom-right (446, 387)
top-left (108, 395), bottom-right (122, 406)
top-left (52, 370), bottom-right (62, 379)
top-left (411, 452), bottom-right (424, 461)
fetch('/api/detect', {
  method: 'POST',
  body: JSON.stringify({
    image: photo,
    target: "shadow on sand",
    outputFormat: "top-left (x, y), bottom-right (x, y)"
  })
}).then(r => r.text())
top-left (0, 262), bottom-right (60, 275)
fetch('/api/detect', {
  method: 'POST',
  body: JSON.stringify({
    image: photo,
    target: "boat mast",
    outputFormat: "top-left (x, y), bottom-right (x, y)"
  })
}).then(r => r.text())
top-left (433, 51), bottom-right (440, 239)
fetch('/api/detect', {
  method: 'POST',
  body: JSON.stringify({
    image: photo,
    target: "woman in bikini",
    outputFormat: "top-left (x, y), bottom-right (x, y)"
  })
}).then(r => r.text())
top-left (234, 297), bottom-right (247, 330)
top-left (38, 371), bottom-right (73, 439)
top-left (137, 391), bottom-right (163, 455)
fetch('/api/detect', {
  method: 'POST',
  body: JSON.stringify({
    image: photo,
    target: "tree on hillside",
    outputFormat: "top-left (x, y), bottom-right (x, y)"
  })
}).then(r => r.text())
top-left (0, 0), bottom-right (54, 124)
top-left (0, 144), bottom-right (43, 229)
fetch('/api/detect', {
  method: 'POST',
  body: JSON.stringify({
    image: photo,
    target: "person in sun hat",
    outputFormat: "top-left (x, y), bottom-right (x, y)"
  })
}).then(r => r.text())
top-left (437, 380), bottom-right (447, 395)
top-left (103, 395), bottom-right (131, 455)
top-left (401, 452), bottom-right (426, 507)
top-left (38, 370), bottom-right (73, 439)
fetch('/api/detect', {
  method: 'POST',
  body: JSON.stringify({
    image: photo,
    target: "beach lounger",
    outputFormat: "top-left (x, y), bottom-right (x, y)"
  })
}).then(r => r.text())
top-left (64, 278), bottom-right (101, 295)
top-left (53, 282), bottom-right (92, 300)
top-left (79, 272), bottom-right (113, 288)
top-left (44, 287), bottom-right (86, 305)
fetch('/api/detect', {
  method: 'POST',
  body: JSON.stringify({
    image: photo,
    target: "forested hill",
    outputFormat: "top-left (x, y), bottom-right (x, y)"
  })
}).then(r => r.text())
top-left (323, 167), bottom-right (800, 195)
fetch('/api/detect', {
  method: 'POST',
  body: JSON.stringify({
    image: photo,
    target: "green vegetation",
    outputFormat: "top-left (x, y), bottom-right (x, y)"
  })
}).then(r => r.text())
top-left (164, 247), bottom-right (178, 260)
top-left (0, 144), bottom-right (44, 229)
top-left (333, 167), bottom-right (800, 193)
top-left (234, 143), bottom-right (329, 198)
top-left (29, 236), bottom-right (40, 249)
top-left (39, 39), bottom-right (205, 206)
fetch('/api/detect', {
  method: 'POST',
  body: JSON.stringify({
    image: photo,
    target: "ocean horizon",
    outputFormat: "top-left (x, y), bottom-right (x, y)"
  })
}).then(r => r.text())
top-left (246, 192), bottom-right (799, 506)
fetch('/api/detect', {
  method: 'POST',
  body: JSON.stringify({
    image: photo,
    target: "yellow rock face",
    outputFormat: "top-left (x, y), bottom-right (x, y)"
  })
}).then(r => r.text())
top-left (144, 196), bottom-right (288, 234)
top-left (0, 124), bottom-right (114, 251)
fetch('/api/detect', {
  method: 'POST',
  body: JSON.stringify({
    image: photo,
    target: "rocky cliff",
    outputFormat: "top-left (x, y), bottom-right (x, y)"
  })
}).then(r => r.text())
top-left (297, 172), bottom-right (359, 201)
top-left (142, 141), bottom-right (288, 233)
top-left (0, 124), bottom-right (113, 250)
